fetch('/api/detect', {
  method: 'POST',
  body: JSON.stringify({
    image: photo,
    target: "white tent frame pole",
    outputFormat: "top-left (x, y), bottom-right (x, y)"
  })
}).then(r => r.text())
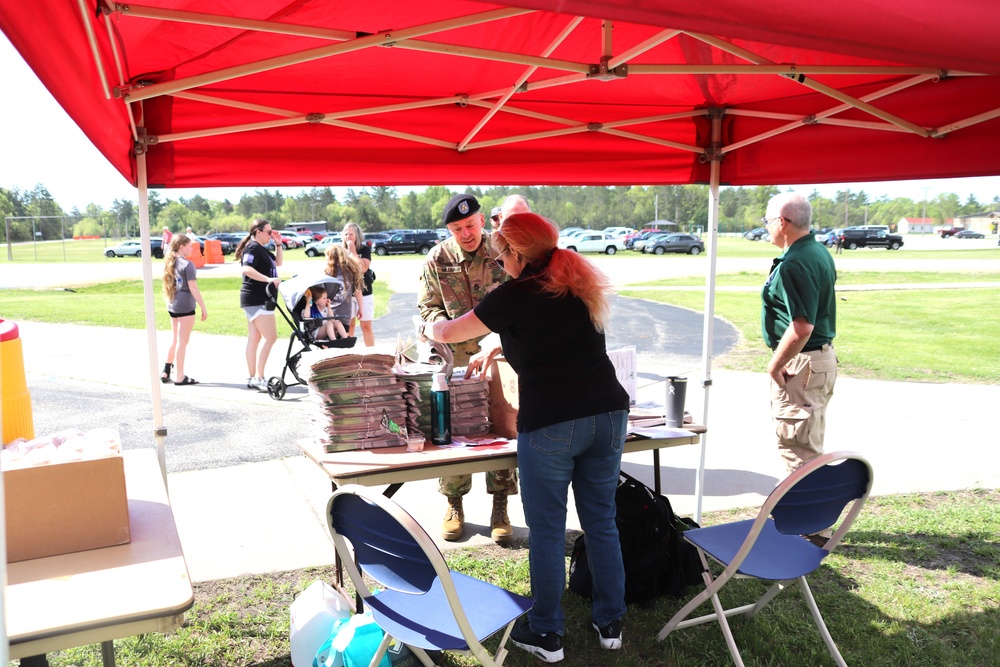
top-left (695, 110), bottom-right (724, 525)
top-left (1, 350), bottom-right (8, 663)
top-left (135, 150), bottom-right (169, 488)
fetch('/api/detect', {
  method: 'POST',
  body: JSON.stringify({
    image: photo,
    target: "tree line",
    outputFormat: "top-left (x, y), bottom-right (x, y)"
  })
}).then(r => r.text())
top-left (2, 182), bottom-right (997, 243)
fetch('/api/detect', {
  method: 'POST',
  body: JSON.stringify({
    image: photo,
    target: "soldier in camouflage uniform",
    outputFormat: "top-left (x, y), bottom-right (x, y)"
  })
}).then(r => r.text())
top-left (418, 193), bottom-right (518, 543)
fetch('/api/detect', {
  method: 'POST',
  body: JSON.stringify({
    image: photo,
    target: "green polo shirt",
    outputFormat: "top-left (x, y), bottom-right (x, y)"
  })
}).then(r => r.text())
top-left (761, 234), bottom-right (837, 350)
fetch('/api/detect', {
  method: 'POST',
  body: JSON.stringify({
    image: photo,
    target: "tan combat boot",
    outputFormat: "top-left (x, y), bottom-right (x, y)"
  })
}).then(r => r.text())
top-left (490, 494), bottom-right (513, 544)
top-left (442, 496), bottom-right (464, 541)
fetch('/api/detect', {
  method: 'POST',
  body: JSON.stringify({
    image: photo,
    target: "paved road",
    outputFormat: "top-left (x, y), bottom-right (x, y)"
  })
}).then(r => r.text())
top-left (24, 286), bottom-right (736, 473)
top-left (15, 245), bottom-right (1000, 476)
top-left (12, 248), bottom-right (1000, 581)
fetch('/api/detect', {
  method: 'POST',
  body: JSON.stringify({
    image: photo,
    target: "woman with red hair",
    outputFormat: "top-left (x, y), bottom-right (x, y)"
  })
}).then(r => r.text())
top-left (422, 212), bottom-right (628, 662)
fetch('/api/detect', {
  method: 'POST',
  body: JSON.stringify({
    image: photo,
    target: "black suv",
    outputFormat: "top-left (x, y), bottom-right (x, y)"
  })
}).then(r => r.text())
top-left (839, 227), bottom-right (904, 250)
top-left (371, 230), bottom-right (439, 255)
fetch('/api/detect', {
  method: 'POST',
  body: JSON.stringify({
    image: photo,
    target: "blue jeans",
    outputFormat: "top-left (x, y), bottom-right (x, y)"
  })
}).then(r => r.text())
top-left (518, 409), bottom-right (628, 636)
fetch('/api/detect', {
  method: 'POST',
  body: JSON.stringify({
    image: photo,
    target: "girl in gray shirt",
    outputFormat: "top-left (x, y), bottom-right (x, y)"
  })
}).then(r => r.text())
top-left (161, 234), bottom-right (207, 385)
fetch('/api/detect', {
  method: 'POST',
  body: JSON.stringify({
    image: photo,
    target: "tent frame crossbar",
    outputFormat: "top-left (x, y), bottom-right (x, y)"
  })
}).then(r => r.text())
top-left (100, 5), bottom-right (986, 161)
top-left (115, 7), bottom-right (530, 102)
top-left (458, 16), bottom-right (585, 151)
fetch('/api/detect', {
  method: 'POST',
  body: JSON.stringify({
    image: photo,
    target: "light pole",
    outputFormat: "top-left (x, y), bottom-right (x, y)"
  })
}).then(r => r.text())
top-left (922, 186), bottom-right (930, 228)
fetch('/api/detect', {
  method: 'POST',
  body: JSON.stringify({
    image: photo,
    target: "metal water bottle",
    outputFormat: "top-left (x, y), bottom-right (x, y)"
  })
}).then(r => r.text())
top-left (430, 372), bottom-right (452, 445)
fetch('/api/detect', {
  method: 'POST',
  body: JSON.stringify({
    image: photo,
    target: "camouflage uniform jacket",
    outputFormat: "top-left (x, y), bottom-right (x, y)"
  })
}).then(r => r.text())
top-left (417, 235), bottom-right (507, 363)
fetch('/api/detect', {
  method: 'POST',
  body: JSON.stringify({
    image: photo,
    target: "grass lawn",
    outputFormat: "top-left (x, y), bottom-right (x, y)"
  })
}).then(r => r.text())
top-left (5, 236), bottom-right (999, 263)
top-left (37, 489), bottom-right (1000, 667)
top-left (620, 279), bottom-right (1000, 385)
top-left (0, 277), bottom-right (390, 338)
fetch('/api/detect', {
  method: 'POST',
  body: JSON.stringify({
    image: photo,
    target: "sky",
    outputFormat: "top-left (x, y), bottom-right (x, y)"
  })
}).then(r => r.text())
top-left (3, 32), bottom-right (999, 214)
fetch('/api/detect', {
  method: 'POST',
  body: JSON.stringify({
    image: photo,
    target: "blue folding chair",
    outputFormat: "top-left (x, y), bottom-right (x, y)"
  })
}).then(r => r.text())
top-left (327, 485), bottom-right (532, 667)
top-left (658, 451), bottom-right (873, 667)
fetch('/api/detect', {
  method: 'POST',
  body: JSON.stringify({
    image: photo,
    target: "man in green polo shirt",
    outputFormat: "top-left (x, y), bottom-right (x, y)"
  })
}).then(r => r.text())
top-left (761, 192), bottom-right (838, 474)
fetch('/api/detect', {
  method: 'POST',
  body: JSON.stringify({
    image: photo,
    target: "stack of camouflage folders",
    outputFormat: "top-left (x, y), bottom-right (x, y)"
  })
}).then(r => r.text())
top-left (395, 363), bottom-right (436, 441)
top-left (305, 350), bottom-right (409, 452)
top-left (395, 365), bottom-right (492, 440)
top-left (448, 371), bottom-right (492, 437)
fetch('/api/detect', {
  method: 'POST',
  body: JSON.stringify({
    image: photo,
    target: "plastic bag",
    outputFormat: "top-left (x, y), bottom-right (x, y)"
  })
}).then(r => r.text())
top-left (289, 580), bottom-right (352, 667)
top-left (315, 612), bottom-right (391, 667)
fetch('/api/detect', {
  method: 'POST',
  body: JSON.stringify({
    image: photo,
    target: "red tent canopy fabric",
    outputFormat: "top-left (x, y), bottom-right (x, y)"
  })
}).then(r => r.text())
top-left (2, 0), bottom-right (999, 190)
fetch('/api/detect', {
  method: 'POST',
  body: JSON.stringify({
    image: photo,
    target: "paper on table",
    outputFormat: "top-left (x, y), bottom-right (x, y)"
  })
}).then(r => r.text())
top-left (629, 426), bottom-right (691, 439)
top-left (439, 436), bottom-right (515, 449)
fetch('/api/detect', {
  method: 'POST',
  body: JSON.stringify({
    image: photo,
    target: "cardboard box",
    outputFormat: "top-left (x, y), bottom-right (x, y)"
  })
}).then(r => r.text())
top-left (3, 455), bottom-right (131, 562)
top-left (488, 357), bottom-right (519, 438)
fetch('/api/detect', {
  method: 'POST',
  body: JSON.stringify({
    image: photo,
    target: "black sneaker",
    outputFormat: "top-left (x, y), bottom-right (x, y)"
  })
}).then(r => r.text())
top-left (592, 618), bottom-right (622, 650)
top-left (511, 617), bottom-right (564, 663)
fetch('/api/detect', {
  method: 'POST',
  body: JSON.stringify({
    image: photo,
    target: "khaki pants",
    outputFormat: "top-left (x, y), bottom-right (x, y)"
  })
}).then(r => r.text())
top-left (770, 346), bottom-right (838, 473)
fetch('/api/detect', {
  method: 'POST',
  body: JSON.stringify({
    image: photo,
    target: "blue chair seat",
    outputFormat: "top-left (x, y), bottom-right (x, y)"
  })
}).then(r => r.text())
top-left (658, 451), bottom-right (874, 667)
top-left (686, 519), bottom-right (827, 580)
top-left (327, 485), bottom-right (533, 666)
top-left (368, 573), bottom-right (532, 651)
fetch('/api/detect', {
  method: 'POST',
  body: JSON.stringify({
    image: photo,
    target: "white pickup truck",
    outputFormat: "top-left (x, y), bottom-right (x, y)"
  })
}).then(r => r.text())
top-left (557, 231), bottom-right (625, 255)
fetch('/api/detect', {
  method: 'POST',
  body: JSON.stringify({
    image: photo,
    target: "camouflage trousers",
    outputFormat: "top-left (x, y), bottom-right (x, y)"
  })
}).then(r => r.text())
top-left (439, 469), bottom-right (519, 497)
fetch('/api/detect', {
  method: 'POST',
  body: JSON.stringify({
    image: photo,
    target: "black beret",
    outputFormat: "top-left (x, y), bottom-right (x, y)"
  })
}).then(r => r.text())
top-left (442, 194), bottom-right (481, 225)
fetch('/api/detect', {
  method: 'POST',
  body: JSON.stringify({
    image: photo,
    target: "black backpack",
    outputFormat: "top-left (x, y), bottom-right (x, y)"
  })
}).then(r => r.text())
top-left (568, 474), bottom-right (703, 607)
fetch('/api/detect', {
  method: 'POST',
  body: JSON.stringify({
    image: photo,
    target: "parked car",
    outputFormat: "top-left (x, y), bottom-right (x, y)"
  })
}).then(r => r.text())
top-left (363, 232), bottom-right (389, 248)
top-left (744, 227), bottom-right (768, 241)
top-left (938, 226), bottom-right (966, 238)
top-left (632, 232), bottom-right (670, 253)
top-left (304, 236), bottom-right (340, 257)
top-left (557, 231), bottom-right (624, 255)
top-left (279, 230), bottom-right (313, 247)
top-left (624, 230), bottom-right (660, 250)
top-left (954, 230), bottom-right (985, 239)
top-left (644, 233), bottom-right (705, 255)
top-left (296, 227), bottom-right (327, 241)
top-left (371, 230), bottom-right (440, 255)
top-left (277, 232), bottom-right (304, 249)
top-left (207, 232), bottom-right (244, 251)
top-left (105, 238), bottom-right (164, 258)
top-left (839, 227), bottom-right (904, 250)
top-left (197, 235), bottom-right (233, 254)
top-left (816, 228), bottom-right (844, 247)
top-left (603, 226), bottom-right (635, 237)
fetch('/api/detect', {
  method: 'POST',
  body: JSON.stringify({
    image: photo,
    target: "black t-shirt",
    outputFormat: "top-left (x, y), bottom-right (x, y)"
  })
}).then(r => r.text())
top-left (359, 243), bottom-right (374, 296)
top-left (474, 268), bottom-right (629, 433)
top-left (239, 241), bottom-right (278, 307)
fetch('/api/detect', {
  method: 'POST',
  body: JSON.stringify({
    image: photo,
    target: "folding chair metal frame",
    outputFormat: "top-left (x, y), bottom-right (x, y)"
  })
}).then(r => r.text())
top-left (326, 485), bottom-right (532, 667)
top-left (657, 451), bottom-right (874, 667)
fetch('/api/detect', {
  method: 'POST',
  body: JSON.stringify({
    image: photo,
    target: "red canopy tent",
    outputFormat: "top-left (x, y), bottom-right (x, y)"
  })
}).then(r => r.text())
top-left (2, 1), bottom-right (999, 188)
top-left (1, 5), bottom-right (998, 649)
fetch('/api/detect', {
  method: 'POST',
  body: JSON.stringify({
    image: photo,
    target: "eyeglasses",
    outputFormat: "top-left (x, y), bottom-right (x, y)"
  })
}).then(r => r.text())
top-left (493, 249), bottom-right (507, 270)
top-left (491, 215), bottom-right (500, 222)
top-left (761, 216), bottom-right (782, 225)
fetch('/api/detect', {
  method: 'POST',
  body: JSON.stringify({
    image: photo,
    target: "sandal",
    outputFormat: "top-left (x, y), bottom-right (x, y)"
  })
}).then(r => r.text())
top-left (175, 376), bottom-right (199, 386)
top-left (161, 363), bottom-right (173, 384)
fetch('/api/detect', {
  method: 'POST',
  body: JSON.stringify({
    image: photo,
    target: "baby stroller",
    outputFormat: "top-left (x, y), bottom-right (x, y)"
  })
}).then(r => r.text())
top-left (267, 272), bottom-right (356, 399)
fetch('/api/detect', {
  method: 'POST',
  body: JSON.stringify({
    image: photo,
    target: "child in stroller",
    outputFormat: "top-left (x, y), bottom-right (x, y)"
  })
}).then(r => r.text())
top-left (301, 286), bottom-right (348, 342)
top-left (266, 273), bottom-right (356, 399)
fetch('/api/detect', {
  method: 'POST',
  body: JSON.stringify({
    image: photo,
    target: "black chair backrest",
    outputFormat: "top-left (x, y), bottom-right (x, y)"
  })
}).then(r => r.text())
top-left (771, 458), bottom-right (870, 536)
top-left (330, 493), bottom-right (438, 595)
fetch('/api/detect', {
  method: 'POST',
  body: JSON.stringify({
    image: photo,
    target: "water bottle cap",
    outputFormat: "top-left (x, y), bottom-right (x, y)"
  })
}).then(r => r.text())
top-left (432, 372), bottom-right (449, 392)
